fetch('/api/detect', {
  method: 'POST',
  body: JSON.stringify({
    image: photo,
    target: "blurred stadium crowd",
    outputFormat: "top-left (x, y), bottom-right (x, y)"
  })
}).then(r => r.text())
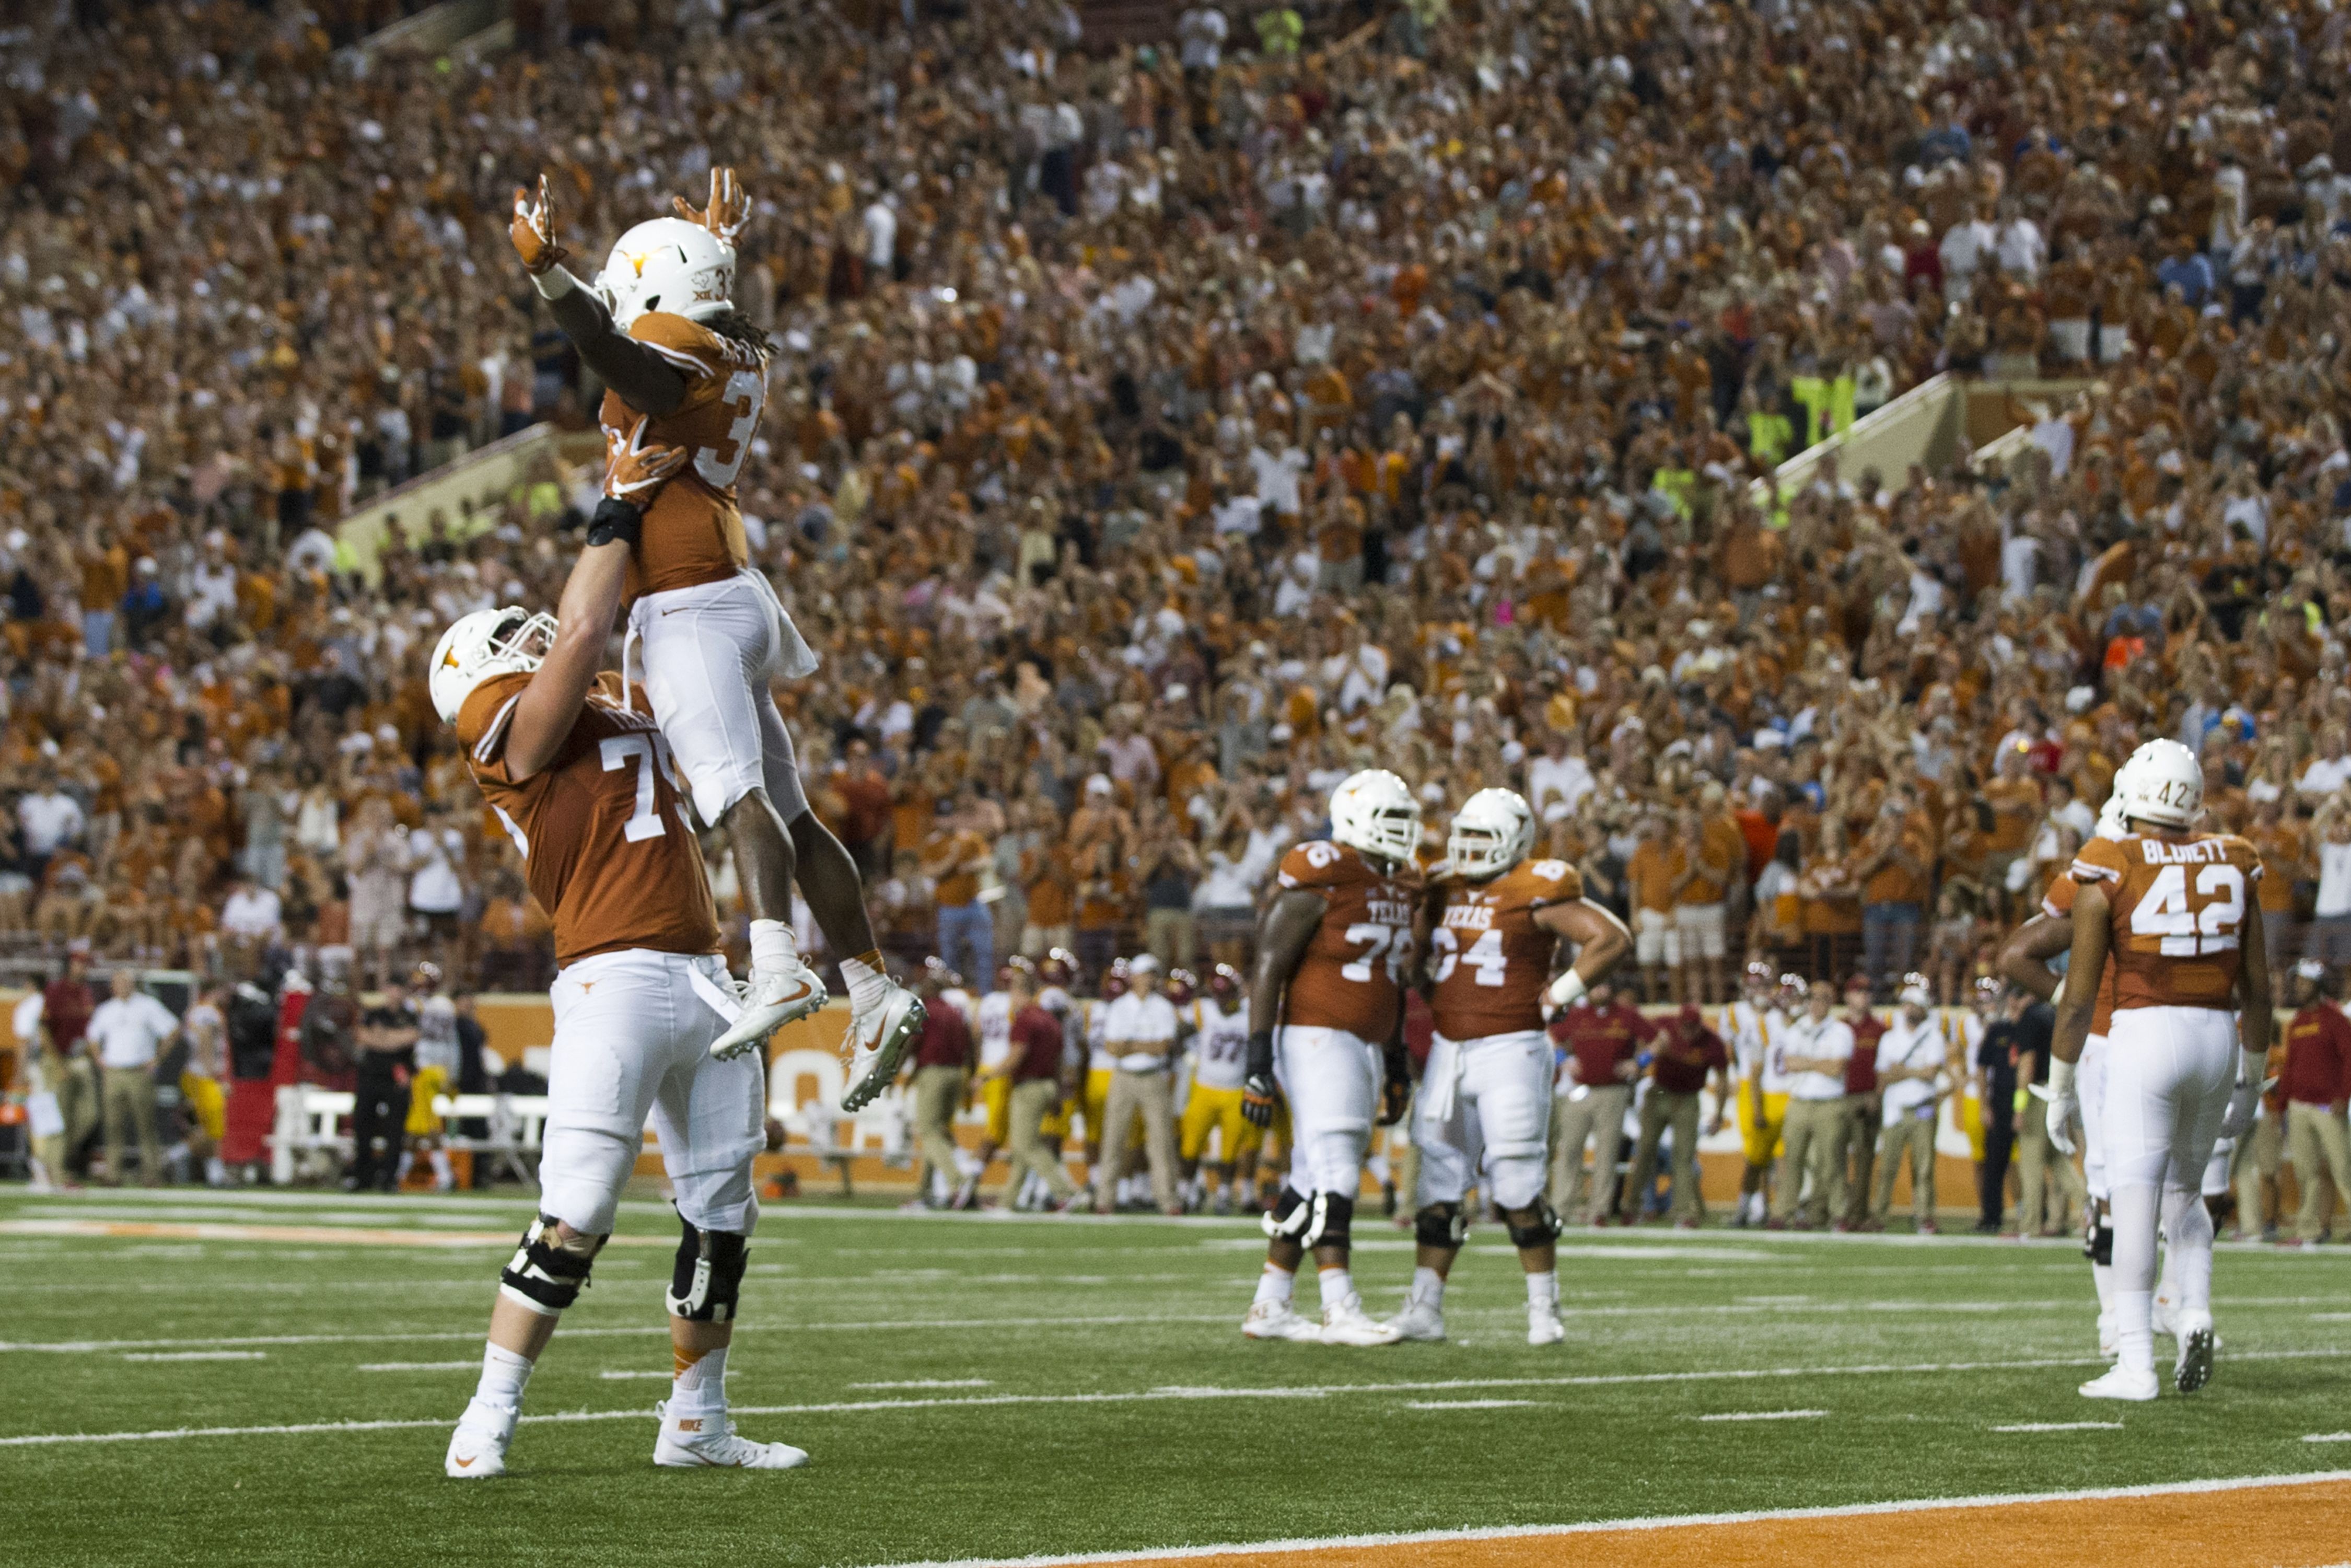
top-left (0, 0), bottom-right (2347, 1036)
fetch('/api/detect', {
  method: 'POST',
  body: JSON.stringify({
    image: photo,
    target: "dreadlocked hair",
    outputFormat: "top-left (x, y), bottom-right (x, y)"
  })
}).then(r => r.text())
top-left (702, 308), bottom-right (773, 362)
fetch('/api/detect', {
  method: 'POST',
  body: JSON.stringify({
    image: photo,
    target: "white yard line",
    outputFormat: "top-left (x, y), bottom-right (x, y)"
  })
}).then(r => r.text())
top-left (119, 1351), bottom-right (267, 1363)
top-left (1992, 1422), bottom-right (2123, 1433)
top-left (1695, 1409), bottom-right (1827, 1422)
top-left (1404, 1399), bottom-right (1536, 1410)
top-left (849, 1469), bottom-right (2351, 1568)
top-left (2303, 1432), bottom-right (2351, 1443)
top-left (358, 1362), bottom-right (480, 1372)
top-left (15, 1352), bottom-right (2351, 1447)
top-left (849, 1379), bottom-right (995, 1390)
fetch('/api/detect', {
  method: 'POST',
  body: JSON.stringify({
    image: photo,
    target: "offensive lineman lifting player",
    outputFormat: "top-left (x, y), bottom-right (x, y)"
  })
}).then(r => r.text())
top-left (507, 168), bottom-right (921, 1105)
top-left (1391, 788), bottom-right (1631, 1345)
top-left (1239, 771), bottom-right (1423, 1347)
top-left (438, 429), bottom-right (805, 1475)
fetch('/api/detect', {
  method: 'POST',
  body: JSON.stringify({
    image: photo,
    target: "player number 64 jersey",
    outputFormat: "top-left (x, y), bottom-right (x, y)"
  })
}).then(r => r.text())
top-left (1277, 840), bottom-right (1417, 1042)
top-left (2069, 832), bottom-right (2261, 1012)
top-left (1426, 859), bottom-right (1582, 1041)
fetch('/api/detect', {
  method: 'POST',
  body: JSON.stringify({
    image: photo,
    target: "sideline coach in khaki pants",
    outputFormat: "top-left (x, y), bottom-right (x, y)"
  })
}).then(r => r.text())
top-left (86, 970), bottom-right (180, 1186)
top-left (2280, 963), bottom-right (2351, 1241)
top-left (1000, 969), bottom-right (1079, 1207)
top-left (904, 968), bottom-right (974, 1207)
top-left (1623, 1005), bottom-right (1729, 1226)
top-left (1094, 955), bottom-right (1183, 1215)
top-left (1772, 980), bottom-right (1855, 1228)
top-left (1548, 980), bottom-right (1651, 1222)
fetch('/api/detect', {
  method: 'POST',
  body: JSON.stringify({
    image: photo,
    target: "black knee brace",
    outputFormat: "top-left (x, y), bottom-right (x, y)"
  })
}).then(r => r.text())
top-left (499, 1215), bottom-right (602, 1316)
top-left (1506, 1197), bottom-right (1564, 1250)
top-left (666, 1218), bottom-right (749, 1322)
top-left (1303, 1191), bottom-right (1353, 1249)
top-left (1262, 1184), bottom-right (1313, 1243)
top-left (1415, 1202), bottom-right (1467, 1251)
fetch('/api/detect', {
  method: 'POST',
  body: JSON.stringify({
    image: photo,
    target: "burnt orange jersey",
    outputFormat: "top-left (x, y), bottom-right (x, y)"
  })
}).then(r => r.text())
top-left (459, 671), bottom-right (720, 968)
top-left (2039, 872), bottom-right (2119, 1037)
top-left (1276, 840), bottom-right (1417, 1041)
top-left (599, 312), bottom-right (766, 602)
top-left (1427, 857), bottom-right (1582, 1040)
top-left (2069, 832), bottom-right (2262, 1013)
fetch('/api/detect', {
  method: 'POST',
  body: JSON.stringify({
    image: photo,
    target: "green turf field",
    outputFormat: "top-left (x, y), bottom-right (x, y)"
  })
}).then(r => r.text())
top-left (4, 1185), bottom-right (2349, 1567)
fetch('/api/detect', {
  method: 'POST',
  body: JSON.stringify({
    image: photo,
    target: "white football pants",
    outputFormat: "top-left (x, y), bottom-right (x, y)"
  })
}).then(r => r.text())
top-left (629, 567), bottom-right (814, 828)
top-left (1274, 1025), bottom-right (1381, 1198)
top-left (2103, 1006), bottom-right (2236, 1372)
top-left (1414, 1029), bottom-right (1552, 1212)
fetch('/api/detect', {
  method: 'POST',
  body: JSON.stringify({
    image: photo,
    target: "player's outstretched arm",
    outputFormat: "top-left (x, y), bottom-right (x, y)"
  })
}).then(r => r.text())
top-left (509, 176), bottom-right (689, 416)
top-left (1536, 897), bottom-right (1631, 1008)
top-left (1996, 914), bottom-right (2068, 1002)
top-left (505, 423), bottom-right (685, 780)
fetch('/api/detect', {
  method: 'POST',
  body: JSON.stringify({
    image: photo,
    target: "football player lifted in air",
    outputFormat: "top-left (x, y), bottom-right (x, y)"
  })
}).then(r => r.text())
top-left (507, 168), bottom-right (920, 1106)
top-left (2000, 759), bottom-right (2136, 1358)
top-left (2046, 740), bottom-right (2272, 1401)
top-left (1240, 770), bottom-right (1423, 1347)
top-left (438, 427), bottom-right (806, 1477)
top-left (1391, 789), bottom-right (1631, 1346)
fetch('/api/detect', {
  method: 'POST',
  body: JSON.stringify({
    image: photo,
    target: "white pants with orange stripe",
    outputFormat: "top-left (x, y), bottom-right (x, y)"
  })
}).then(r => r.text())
top-left (540, 947), bottom-right (764, 1236)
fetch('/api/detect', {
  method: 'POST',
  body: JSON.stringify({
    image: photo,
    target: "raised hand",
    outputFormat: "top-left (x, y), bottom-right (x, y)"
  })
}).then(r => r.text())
top-left (509, 175), bottom-right (568, 276)
top-left (673, 166), bottom-right (750, 246)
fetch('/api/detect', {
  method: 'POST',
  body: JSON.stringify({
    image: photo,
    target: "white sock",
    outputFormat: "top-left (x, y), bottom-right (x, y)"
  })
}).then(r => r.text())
top-left (670, 1344), bottom-right (728, 1415)
top-left (395, 1151), bottom-right (414, 1184)
top-left (429, 1149), bottom-right (453, 1188)
top-left (2164, 1187), bottom-right (2215, 1320)
top-left (473, 1343), bottom-right (533, 1413)
top-left (204, 1156), bottom-right (227, 1187)
top-left (2091, 1260), bottom-right (2114, 1315)
top-left (1317, 1265), bottom-right (1356, 1311)
top-left (1253, 1263), bottom-right (1295, 1308)
top-left (750, 918), bottom-right (797, 975)
top-left (839, 949), bottom-right (890, 1013)
top-left (1526, 1269), bottom-right (1559, 1310)
top-left (1410, 1265), bottom-right (1446, 1307)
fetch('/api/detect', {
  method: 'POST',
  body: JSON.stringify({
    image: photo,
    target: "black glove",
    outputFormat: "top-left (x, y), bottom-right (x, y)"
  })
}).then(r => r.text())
top-left (1378, 1044), bottom-right (1412, 1125)
top-left (1241, 1072), bottom-right (1278, 1129)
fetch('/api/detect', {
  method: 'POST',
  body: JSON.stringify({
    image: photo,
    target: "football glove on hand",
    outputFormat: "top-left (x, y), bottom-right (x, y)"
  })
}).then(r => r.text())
top-left (1378, 1072), bottom-right (1411, 1126)
top-left (2218, 1060), bottom-right (2277, 1141)
top-left (2032, 1054), bottom-right (2079, 1157)
top-left (509, 175), bottom-right (568, 275)
top-left (602, 416), bottom-right (688, 501)
top-left (1240, 1073), bottom-right (1278, 1129)
top-left (673, 166), bottom-right (750, 245)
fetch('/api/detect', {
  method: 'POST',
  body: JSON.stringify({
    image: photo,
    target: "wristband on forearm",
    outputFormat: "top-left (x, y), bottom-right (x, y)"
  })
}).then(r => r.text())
top-left (1246, 1029), bottom-right (1274, 1080)
top-left (586, 497), bottom-right (644, 548)
top-left (531, 264), bottom-right (579, 300)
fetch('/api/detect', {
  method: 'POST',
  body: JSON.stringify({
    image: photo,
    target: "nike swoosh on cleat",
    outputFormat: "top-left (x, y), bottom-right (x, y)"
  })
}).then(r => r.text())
top-left (453, 1457), bottom-right (476, 1468)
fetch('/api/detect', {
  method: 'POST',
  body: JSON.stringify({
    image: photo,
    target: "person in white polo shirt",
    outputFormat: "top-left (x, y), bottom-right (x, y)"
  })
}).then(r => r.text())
top-left (1870, 980), bottom-right (1950, 1234)
top-left (1770, 979), bottom-right (1855, 1229)
top-left (1093, 954), bottom-right (1182, 1215)
top-left (86, 970), bottom-right (179, 1186)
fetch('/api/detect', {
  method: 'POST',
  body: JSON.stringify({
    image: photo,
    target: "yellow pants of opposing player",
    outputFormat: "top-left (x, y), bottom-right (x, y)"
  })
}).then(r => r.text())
top-left (405, 1066), bottom-right (449, 1138)
top-left (1738, 1087), bottom-right (1789, 1166)
top-left (179, 1072), bottom-right (226, 1142)
top-left (1179, 1084), bottom-right (1262, 1164)
top-left (980, 1073), bottom-right (1012, 1144)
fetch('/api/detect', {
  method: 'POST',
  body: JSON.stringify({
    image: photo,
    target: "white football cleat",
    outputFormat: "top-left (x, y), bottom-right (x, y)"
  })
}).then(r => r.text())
top-left (2174, 1317), bottom-right (2215, 1393)
top-left (1388, 1297), bottom-right (1446, 1342)
top-left (1320, 1296), bottom-right (1404, 1348)
top-left (653, 1402), bottom-right (810, 1470)
top-left (2096, 1312), bottom-right (2117, 1361)
top-left (2150, 1293), bottom-right (2177, 1337)
top-left (2078, 1364), bottom-right (2159, 1402)
top-left (710, 957), bottom-right (829, 1062)
top-left (840, 980), bottom-right (924, 1112)
top-left (1527, 1306), bottom-right (1566, 1346)
top-left (1241, 1298), bottom-right (1323, 1342)
top-left (445, 1400), bottom-right (516, 1479)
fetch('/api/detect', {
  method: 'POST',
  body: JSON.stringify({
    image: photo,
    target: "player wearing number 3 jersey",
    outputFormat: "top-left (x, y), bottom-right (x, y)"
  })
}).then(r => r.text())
top-left (434, 437), bottom-right (807, 1479)
top-left (509, 168), bottom-right (921, 1108)
top-left (2052, 739), bottom-right (2272, 1404)
top-left (1240, 770), bottom-right (1421, 1347)
top-left (1391, 789), bottom-right (1630, 1347)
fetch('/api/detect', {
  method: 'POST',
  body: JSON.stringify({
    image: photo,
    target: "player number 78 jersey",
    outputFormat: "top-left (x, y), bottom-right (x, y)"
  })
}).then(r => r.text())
top-left (2069, 832), bottom-right (2261, 1012)
top-left (1277, 840), bottom-right (1416, 1041)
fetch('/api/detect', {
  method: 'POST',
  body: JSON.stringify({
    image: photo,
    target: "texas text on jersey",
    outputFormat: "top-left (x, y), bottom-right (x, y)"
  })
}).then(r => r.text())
top-left (599, 312), bottom-right (766, 603)
top-left (1275, 840), bottom-right (1417, 1040)
top-left (2041, 873), bottom-right (2119, 1036)
top-left (1426, 858), bottom-right (1583, 1039)
top-left (2069, 832), bottom-right (2262, 1011)
top-left (458, 669), bottom-right (720, 966)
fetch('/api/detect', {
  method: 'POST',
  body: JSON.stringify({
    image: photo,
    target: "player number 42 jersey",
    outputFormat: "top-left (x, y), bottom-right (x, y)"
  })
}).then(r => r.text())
top-left (1277, 841), bottom-right (1417, 1042)
top-left (2069, 832), bottom-right (2261, 1012)
top-left (1426, 859), bottom-right (1582, 1040)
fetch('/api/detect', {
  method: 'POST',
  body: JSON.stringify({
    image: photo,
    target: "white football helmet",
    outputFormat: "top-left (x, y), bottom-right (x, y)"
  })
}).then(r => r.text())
top-left (429, 606), bottom-right (555, 725)
top-left (1448, 788), bottom-right (1537, 881)
top-left (1329, 769), bottom-right (1420, 868)
top-left (2093, 756), bottom-right (2137, 842)
top-left (2118, 738), bottom-right (2202, 829)
top-left (595, 217), bottom-right (735, 331)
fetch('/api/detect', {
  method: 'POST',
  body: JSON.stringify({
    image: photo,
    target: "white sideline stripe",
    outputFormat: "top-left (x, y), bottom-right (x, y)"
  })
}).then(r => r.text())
top-left (17, 1353), bottom-right (2351, 1447)
top-left (1993, 1422), bottom-right (2123, 1433)
top-left (1695, 1409), bottom-right (1826, 1423)
top-left (1405, 1400), bottom-right (1535, 1410)
top-left (119, 1351), bottom-right (267, 1363)
top-left (853, 1469), bottom-right (2351, 1568)
top-left (0, 1313), bottom-right (1239, 1354)
top-left (359, 1363), bottom-right (479, 1372)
